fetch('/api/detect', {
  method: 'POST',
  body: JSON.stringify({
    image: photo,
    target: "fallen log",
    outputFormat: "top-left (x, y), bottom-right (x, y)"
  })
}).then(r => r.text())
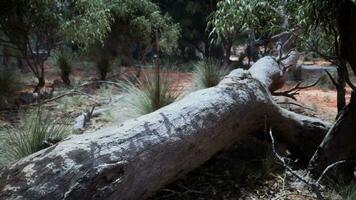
top-left (0, 54), bottom-right (330, 200)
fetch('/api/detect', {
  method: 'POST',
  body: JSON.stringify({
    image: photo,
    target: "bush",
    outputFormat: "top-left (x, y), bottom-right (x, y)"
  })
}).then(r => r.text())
top-left (0, 108), bottom-right (71, 165)
top-left (290, 66), bottom-right (303, 81)
top-left (339, 184), bottom-right (356, 200)
top-left (119, 71), bottom-right (178, 118)
top-left (0, 69), bottom-right (18, 108)
top-left (192, 59), bottom-right (230, 90)
top-left (96, 55), bottom-right (112, 80)
top-left (56, 51), bottom-right (73, 85)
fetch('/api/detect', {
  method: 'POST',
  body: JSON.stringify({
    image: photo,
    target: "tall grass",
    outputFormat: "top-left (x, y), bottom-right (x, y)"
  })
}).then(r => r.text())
top-left (0, 109), bottom-right (71, 165)
top-left (119, 71), bottom-right (178, 118)
top-left (192, 59), bottom-right (230, 90)
top-left (339, 183), bottom-right (356, 200)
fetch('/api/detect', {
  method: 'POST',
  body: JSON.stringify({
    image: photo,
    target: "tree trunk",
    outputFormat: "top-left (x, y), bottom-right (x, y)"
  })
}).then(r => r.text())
top-left (309, 90), bottom-right (356, 182)
top-left (34, 76), bottom-right (45, 93)
top-left (336, 66), bottom-right (346, 115)
top-left (0, 55), bottom-right (330, 200)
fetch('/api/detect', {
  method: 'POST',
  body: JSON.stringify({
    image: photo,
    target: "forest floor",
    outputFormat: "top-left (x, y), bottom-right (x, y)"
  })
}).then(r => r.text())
top-left (0, 59), bottom-right (352, 199)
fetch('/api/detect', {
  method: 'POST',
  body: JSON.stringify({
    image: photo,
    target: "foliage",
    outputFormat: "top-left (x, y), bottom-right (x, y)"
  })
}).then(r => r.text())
top-left (0, 0), bottom-right (112, 91)
top-left (154, 0), bottom-right (218, 59)
top-left (192, 59), bottom-right (230, 90)
top-left (90, 0), bottom-right (180, 70)
top-left (0, 109), bottom-right (71, 165)
top-left (95, 54), bottom-right (112, 80)
top-left (59, 95), bottom-right (86, 113)
top-left (0, 69), bottom-right (19, 108)
top-left (119, 71), bottom-right (178, 117)
top-left (338, 183), bottom-right (356, 200)
top-left (208, 0), bottom-right (281, 46)
top-left (56, 50), bottom-right (73, 85)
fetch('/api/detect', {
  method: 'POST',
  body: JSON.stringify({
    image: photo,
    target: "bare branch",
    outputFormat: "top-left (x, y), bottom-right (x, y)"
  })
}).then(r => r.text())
top-left (316, 160), bottom-right (352, 185)
top-left (268, 129), bottom-right (325, 200)
top-left (325, 70), bottom-right (338, 88)
top-left (272, 78), bottom-right (321, 100)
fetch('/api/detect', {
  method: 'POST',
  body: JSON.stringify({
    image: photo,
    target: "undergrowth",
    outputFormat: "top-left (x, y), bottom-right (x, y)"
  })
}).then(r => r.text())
top-left (150, 137), bottom-right (283, 200)
top-left (0, 108), bottom-right (71, 166)
top-left (192, 59), bottom-right (230, 90)
top-left (56, 50), bottom-right (73, 85)
top-left (118, 71), bottom-right (178, 118)
top-left (0, 69), bottom-right (19, 109)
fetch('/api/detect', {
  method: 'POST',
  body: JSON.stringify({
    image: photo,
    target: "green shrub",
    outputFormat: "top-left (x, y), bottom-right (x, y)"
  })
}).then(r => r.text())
top-left (96, 55), bottom-right (112, 80)
top-left (192, 59), bottom-right (230, 90)
top-left (56, 51), bottom-right (73, 85)
top-left (0, 69), bottom-right (18, 108)
top-left (0, 109), bottom-right (71, 165)
top-left (290, 66), bottom-right (303, 82)
top-left (119, 71), bottom-right (178, 118)
top-left (339, 183), bottom-right (356, 200)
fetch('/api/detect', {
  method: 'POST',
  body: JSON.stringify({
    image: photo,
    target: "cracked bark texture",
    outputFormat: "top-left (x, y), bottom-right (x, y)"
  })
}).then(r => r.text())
top-left (0, 55), bottom-right (330, 200)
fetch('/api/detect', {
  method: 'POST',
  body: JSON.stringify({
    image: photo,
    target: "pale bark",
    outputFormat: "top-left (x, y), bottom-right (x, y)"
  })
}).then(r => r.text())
top-left (0, 55), bottom-right (330, 200)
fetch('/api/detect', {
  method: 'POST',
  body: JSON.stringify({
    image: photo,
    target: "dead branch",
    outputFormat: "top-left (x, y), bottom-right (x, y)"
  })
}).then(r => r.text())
top-left (272, 78), bottom-right (320, 100)
top-left (269, 128), bottom-right (356, 200)
top-left (325, 70), bottom-right (338, 88)
top-left (277, 101), bottom-right (315, 111)
top-left (268, 129), bottom-right (324, 200)
top-left (35, 90), bottom-right (97, 105)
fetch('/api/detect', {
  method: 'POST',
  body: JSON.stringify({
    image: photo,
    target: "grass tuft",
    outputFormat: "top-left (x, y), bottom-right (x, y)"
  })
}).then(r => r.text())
top-left (338, 183), bottom-right (356, 200)
top-left (0, 108), bottom-right (71, 165)
top-left (119, 71), bottom-right (178, 118)
top-left (192, 59), bottom-right (230, 90)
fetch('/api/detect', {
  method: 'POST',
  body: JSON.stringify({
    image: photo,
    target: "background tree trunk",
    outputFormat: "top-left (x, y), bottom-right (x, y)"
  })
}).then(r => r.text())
top-left (0, 55), bottom-right (330, 200)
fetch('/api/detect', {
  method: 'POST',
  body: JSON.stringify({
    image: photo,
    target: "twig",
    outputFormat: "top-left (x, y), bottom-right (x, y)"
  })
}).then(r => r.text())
top-left (268, 129), bottom-right (325, 200)
top-left (316, 160), bottom-right (356, 185)
top-left (83, 105), bottom-right (96, 128)
top-left (35, 90), bottom-right (97, 105)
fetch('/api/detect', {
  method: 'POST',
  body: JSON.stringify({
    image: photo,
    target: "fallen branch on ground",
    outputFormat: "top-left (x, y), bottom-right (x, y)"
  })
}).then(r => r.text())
top-left (272, 78), bottom-right (320, 100)
top-left (268, 129), bottom-right (355, 200)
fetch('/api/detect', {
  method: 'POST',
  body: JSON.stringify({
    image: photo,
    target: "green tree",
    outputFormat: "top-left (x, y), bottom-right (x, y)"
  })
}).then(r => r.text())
top-left (154, 0), bottom-right (219, 60)
top-left (208, 0), bottom-right (283, 64)
top-left (0, 0), bottom-right (111, 92)
top-left (90, 0), bottom-right (180, 80)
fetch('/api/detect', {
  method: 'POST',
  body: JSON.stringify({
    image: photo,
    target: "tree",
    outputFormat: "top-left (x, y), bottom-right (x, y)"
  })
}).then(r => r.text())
top-left (294, 0), bottom-right (356, 181)
top-left (154, 0), bottom-right (220, 60)
top-left (90, 0), bottom-right (180, 80)
top-left (0, 0), bottom-right (111, 92)
top-left (208, 0), bottom-right (291, 65)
